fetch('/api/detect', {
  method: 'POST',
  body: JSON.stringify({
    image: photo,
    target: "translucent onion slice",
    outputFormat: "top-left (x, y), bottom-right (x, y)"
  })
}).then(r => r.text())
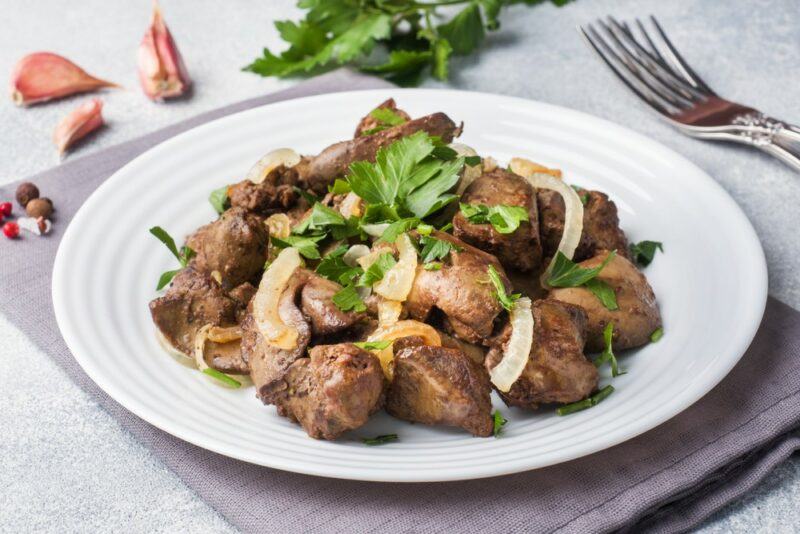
top-left (265, 213), bottom-right (291, 239)
top-left (511, 159), bottom-right (584, 272)
top-left (367, 320), bottom-right (442, 379)
top-left (373, 233), bottom-right (417, 301)
top-left (207, 325), bottom-right (243, 343)
top-left (343, 244), bottom-right (371, 267)
top-left (245, 148), bottom-right (301, 184)
top-left (489, 297), bottom-right (534, 392)
top-left (361, 223), bottom-right (389, 237)
top-left (451, 143), bottom-right (483, 195)
top-left (193, 324), bottom-right (213, 371)
top-left (339, 192), bottom-right (363, 218)
top-left (252, 247), bottom-right (303, 349)
top-left (377, 299), bottom-right (403, 325)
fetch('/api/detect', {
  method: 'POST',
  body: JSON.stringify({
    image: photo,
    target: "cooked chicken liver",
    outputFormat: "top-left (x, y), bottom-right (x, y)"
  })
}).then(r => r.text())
top-left (549, 251), bottom-right (661, 352)
top-left (406, 232), bottom-right (509, 344)
top-left (387, 344), bottom-right (493, 437)
top-left (538, 189), bottom-right (630, 262)
top-left (354, 98), bottom-right (411, 138)
top-left (187, 207), bottom-right (268, 289)
top-left (453, 168), bottom-right (543, 272)
top-left (228, 164), bottom-right (300, 216)
top-left (277, 343), bottom-right (385, 440)
top-left (486, 298), bottom-right (596, 408)
top-left (149, 267), bottom-right (241, 355)
top-left (300, 274), bottom-right (365, 336)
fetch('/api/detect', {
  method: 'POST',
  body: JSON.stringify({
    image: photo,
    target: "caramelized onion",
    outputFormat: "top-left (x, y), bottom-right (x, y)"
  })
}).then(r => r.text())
top-left (510, 158), bottom-right (584, 273)
top-left (252, 247), bottom-right (303, 349)
top-left (489, 297), bottom-right (534, 392)
top-left (339, 192), bottom-right (363, 218)
top-left (367, 320), bottom-right (442, 379)
top-left (265, 213), bottom-right (291, 239)
top-left (508, 157), bottom-right (562, 179)
top-left (245, 148), bottom-right (300, 184)
top-left (373, 233), bottom-right (417, 301)
top-left (451, 143), bottom-right (483, 195)
top-left (377, 299), bottom-right (403, 325)
top-left (360, 223), bottom-right (390, 237)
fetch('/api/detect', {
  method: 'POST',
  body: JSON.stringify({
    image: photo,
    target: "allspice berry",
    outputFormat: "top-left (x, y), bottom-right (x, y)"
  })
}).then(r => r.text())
top-left (16, 182), bottom-right (39, 207)
top-left (26, 197), bottom-right (53, 219)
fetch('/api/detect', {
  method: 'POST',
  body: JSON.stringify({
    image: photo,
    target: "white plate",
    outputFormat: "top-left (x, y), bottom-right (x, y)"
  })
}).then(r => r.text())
top-left (53, 89), bottom-right (767, 482)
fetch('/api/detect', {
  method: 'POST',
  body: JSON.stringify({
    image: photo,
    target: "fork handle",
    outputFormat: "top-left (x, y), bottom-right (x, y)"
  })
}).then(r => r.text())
top-left (735, 114), bottom-right (800, 172)
top-left (760, 140), bottom-right (800, 172)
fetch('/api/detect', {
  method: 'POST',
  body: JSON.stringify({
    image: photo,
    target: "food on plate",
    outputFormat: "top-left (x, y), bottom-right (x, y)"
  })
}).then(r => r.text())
top-left (148, 100), bottom-right (662, 441)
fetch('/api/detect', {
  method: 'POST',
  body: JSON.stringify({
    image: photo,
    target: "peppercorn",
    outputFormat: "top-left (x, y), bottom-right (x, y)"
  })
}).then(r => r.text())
top-left (3, 221), bottom-right (19, 239)
top-left (15, 182), bottom-right (40, 208)
top-left (26, 197), bottom-right (53, 219)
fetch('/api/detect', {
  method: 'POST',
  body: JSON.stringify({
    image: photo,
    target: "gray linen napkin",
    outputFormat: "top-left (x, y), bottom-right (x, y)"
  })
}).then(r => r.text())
top-left (1, 69), bottom-right (799, 534)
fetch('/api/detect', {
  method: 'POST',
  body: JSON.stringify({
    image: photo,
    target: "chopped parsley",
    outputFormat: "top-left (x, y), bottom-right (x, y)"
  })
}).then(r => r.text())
top-left (492, 410), bottom-right (507, 437)
top-left (378, 217), bottom-right (420, 243)
top-left (315, 245), bottom-right (363, 285)
top-left (202, 368), bottom-right (242, 388)
top-left (361, 107), bottom-right (408, 135)
top-left (594, 322), bottom-right (624, 377)
top-left (332, 284), bottom-right (367, 312)
top-left (547, 251), bottom-right (618, 310)
top-left (354, 340), bottom-right (393, 351)
top-left (358, 252), bottom-right (396, 287)
top-left (270, 234), bottom-right (325, 259)
top-left (423, 261), bottom-right (443, 271)
top-left (328, 178), bottom-right (352, 195)
top-left (650, 327), bottom-right (664, 343)
top-left (570, 185), bottom-right (589, 206)
top-left (584, 278), bottom-right (619, 311)
top-left (208, 185), bottom-right (229, 214)
top-left (630, 240), bottom-right (663, 267)
top-left (556, 385), bottom-right (615, 416)
top-left (487, 264), bottom-right (520, 311)
top-left (362, 433), bottom-right (399, 446)
top-left (149, 226), bottom-right (196, 290)
top-left (419, 235), bottom-right (460, 263)
top-left (459, 203), bottom-right (529, 234)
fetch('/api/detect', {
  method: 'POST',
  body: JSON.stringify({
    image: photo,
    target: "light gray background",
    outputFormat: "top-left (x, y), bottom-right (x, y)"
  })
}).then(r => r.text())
top-left (1, 0), bottom-right (798, 532)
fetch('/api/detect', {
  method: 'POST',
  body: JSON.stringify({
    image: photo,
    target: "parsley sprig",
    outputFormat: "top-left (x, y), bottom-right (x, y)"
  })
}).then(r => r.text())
top-left (594, 322), bottom-right (624, 377)
top-left (487, 264), bottom-right (519, 311)
top-left (630, 240), bottom-right (663, 267)
top-left (149, 226), bottom-right (196, 290)
top-left (547, 251), bottom-right (618, 311)
top-left (459, 202), bottom-right (529, 234)
top-left (245, 0), bottom-right (573, 86)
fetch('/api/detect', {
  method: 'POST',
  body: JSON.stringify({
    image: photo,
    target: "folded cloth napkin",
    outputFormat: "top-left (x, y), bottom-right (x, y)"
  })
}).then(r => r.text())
top-left (1, 69), bottom-right (799, 534)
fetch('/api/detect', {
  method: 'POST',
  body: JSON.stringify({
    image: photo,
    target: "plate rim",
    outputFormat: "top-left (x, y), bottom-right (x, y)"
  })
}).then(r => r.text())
top-left (52, 87), bottom-right (768, 482)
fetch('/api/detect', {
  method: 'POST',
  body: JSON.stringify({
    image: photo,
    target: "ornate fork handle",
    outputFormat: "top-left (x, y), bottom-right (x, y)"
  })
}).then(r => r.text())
top-left (732, 112), bottom-right (800, 171)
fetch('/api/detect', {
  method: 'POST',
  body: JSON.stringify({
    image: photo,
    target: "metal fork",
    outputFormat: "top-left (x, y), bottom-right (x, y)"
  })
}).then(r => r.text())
top-left (580, 16), bottom-right (800, 172)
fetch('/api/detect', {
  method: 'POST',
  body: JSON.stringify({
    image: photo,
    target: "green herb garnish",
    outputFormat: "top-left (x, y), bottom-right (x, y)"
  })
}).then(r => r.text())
top-left (332, 284), bottom-right (367, 312)
top-left (292, 202), bottom-right (347, 234)
top-left (556, 385), bottom-right (615, 416)
top-left (459, 203), bottom-right (530, 234)
top-left (419, 235), bottom-right (460, 263)
top-left (244, 1), bottom-right (571, 86)
top-left (270, 234), bottom-right (325, 259)
top-left (208, 185), bottom-right (229, 214)
top-left (487, 264), bottom-right (520, 311)
top-left (378, 217), bottom-right (421, 243)
top-left (594, 322), bottom-right (624, 377)
top-left (149, 226), bottom-right (196, 290)
top-left (630, 240), bottom-right (663, 267)
top-left (584, 278), bottom-right (618, 311)
top-left (354, 340), bottom-right (393, 351)
top-left (547, 251), bottom-right (616, 288)
top-left (362, 433), bottom-right (399, 446)
top-left (358, 252), bottom-right (396, 287)
top-left (202, 368), bottom-right (242, 388)
top-left (316, 245), bottom-right (364, 285)
top-left (328, 179), bottom-right (352, 195)
top-left (423, 261), bottom-right (443, 271)
top-left (570, 184), bottom-right (589, 206)
top-left (361, 107), bottom-right (408, 135)
top-left (492, 410), bottom-right (507, 437)
top-left (650, 327), bottom-right (664, 343)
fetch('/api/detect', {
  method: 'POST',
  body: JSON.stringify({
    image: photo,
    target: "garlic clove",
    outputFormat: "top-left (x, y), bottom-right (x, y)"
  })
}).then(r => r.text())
top-left (53, 98), bottom-right (105, 155)
top-left (137, 2), bottom-right (191, 101)
top-left (10, 52), bottom-right (119, 106)
top-left (18, 216), bottom-right (52, 236)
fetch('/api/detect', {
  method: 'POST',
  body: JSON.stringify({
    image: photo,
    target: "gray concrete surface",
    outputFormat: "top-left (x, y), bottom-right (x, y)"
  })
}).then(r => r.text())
top-left (1, 0), bottom-right (799, 532)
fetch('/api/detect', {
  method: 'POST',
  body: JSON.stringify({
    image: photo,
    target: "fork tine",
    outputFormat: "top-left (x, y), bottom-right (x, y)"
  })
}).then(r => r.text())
top-left (649, 16), bottom-right (717, 96)
top-left (598, 18), bottom-right (696, 108)
top-left (605, 17), bottom-right (708, 101)
top-left (635, 18), bottom-right (665, 63)
top-left (579, 24), bottom-right (675, 117)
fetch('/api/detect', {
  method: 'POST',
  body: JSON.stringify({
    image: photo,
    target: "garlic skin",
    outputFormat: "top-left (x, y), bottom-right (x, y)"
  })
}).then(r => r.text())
top-left (10, 52), bottom-right (119, 106)
top-left (137, 3), bottom-right (191, 101)
top-left (53, 98), bottom-right (105, 155)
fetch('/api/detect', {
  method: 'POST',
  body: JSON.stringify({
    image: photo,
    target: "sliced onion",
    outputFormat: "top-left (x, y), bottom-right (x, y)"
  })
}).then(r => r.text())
top-left (373, 233), bottom-right (417, 301)
top-left (343, 244), bottom-right (371, 267)
top-left (451, 143), bottom-right (483, 195)
top-left (489, 297), bottom-right (534, 392)
top-left (361, 223), bottom-right (390, 237)
top-left (511, 159), bottom-right (584, 272)
top-left (245, 148), bottom-right (301, 184)
top-left (252, 247), bottom-right (303, 349)
top-left (367, 320), bottom-right (442, 379)
top-left (207, 325), bottom-right (243, 343)
top-left (339, 192), bottom-right (363, 218)
top-left (377, 299), bottom-right (403, 325)
top-left (508, 157), bottom-right (563, 179)
top-left (265, 213), bottom-right (291, 239)
top-left (193, 324), bottom-right (213, 371)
